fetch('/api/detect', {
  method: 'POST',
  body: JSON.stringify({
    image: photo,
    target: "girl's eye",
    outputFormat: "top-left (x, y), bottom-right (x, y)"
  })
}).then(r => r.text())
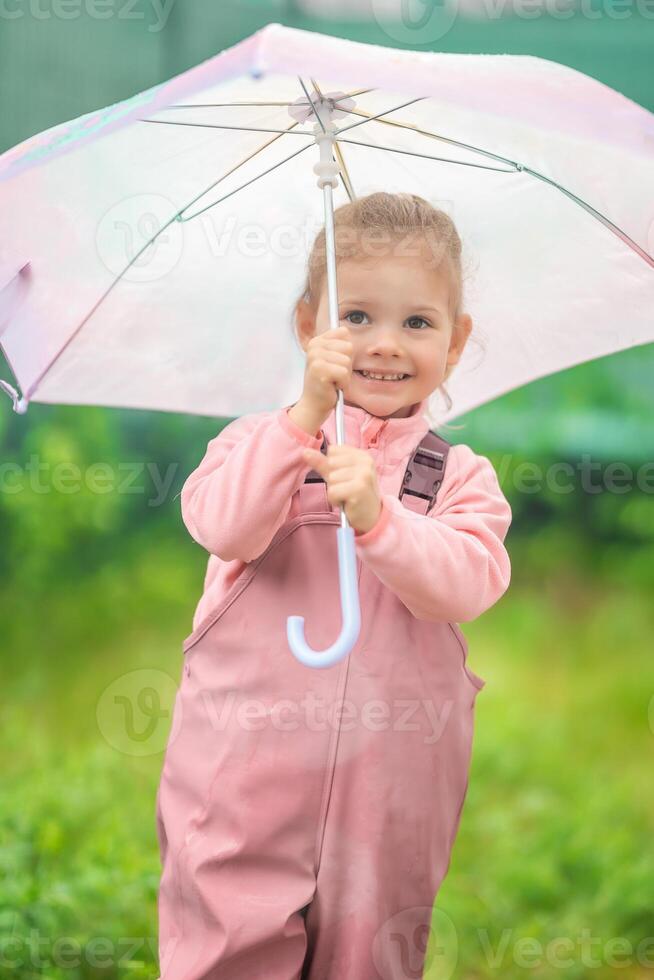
top-left (342, 311), bottom-right (430, 329)
top-left (343, 310), bottom-right (368, 325)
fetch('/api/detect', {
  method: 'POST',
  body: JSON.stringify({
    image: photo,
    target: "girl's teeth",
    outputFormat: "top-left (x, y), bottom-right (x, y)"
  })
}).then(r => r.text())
top-left (360, 371), bottom-right (407, 381)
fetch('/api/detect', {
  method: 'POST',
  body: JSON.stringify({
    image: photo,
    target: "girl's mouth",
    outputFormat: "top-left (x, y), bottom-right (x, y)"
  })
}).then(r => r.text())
top-left (354, 370), bottom-right (411, 386)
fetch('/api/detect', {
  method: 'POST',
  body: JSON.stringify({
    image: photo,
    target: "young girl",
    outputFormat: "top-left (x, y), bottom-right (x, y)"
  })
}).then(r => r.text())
top-left (155, 192), bottom-right (512, 980)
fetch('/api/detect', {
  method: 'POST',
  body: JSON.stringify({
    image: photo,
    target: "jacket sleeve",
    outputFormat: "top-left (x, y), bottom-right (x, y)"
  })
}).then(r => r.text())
top-left (180, 406), bottom-right (324, 562)
top-left (353, 443), bottom-right (512, 623)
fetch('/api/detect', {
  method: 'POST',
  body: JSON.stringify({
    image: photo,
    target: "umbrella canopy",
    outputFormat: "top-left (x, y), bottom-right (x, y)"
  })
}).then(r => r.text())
top-left (0, 21), bottom-right (652, 421)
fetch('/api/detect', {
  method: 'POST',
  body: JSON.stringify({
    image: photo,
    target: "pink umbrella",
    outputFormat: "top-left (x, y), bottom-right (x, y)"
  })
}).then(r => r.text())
top-left (0, 23), bottom-right (652, 665)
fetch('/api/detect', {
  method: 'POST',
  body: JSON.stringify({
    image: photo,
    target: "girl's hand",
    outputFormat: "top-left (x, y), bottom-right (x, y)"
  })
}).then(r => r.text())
top-left (301, 325), bottom-right (354, 420)
top-left (301, 444), bottom-right (383, 535)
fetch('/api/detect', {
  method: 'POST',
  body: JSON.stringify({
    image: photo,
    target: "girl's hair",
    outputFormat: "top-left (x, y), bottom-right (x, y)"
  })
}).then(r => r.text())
top-left (290, 191), bottom-right (479, 430)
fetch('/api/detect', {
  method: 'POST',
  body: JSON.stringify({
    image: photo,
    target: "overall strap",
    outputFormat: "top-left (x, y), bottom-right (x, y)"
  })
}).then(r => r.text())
top-left (303, 429), bottom-right (451, 514)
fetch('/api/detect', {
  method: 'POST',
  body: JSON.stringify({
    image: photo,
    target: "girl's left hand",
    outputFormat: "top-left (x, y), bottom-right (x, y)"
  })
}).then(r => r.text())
top-left (301, 445), bottom-right (383, 535)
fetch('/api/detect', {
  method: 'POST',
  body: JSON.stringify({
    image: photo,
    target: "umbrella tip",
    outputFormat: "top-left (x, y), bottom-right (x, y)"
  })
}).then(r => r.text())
top-left (0, 379), bottom-right (29, 414)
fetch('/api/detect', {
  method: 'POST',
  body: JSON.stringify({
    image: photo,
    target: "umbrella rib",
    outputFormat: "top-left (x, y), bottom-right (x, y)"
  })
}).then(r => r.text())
top-left (519, 165), bottom-right (654, 268)
top-left (298, 76), bottom-right (326, 133)
top-left (139, 118), bottom-right (315, 136)
top-left (341, 87), bottom-right (376, 99)
top-left (139, 87), bottom-right (372, 138)
top-left (163, 101), bottom-right (300, 107)
top-left (336, 106), bottom-right (518, 169)
top-left (310, 77), bottom-right (325, 98)
top-left (335, 136), bottom-right (515, 173)
top-left (335, 97), bottom-right (428, 134)
top-left (177, 118), bottom-right (307, 217)
top-left (178, 141), bottom-right (314, 221)
top-left (333, 141), bottom-right (356, 201)
top-left (146, 92), bottom-right (374, 110)
top-left (298, 76), bottom-right (370, 123)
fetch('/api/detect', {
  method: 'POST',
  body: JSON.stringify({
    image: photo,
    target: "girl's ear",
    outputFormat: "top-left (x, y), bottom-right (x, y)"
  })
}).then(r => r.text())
top-left (446, 313), bottom-right (472, 371)
top-left (295, 297), bottom-right (317, 352)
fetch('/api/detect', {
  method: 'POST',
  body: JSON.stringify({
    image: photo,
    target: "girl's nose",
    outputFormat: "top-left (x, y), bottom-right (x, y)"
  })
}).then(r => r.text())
top-left (366, 326), bottom-right (405, 354)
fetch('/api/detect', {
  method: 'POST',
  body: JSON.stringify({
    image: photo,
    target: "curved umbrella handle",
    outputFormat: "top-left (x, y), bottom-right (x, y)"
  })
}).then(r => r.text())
top-left (287, 522), bottom-right (361, 668)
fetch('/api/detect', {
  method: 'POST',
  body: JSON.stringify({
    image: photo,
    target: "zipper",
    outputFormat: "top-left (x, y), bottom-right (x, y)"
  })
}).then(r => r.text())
top-left (366, 419), bottom-right (388, 449)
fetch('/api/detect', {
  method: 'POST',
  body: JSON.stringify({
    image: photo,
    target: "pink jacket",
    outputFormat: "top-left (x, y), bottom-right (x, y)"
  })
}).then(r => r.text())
top-left (181, 396), bottom-right (512, 631)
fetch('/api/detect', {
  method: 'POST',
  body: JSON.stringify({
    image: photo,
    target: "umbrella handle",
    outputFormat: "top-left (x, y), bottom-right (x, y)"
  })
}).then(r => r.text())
top-left (287, 521), bottom-right (361, 669)
top-left (287, 111), bottom-right (362, 667)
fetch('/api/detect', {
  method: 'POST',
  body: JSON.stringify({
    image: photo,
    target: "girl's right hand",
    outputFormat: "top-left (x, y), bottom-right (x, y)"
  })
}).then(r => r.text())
top-left (301, 325), bottom-right (354, 420)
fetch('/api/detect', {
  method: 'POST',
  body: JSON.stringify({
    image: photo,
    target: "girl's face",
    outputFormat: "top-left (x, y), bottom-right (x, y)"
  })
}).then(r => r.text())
top-left (296, 244), bottom-right (472, 419)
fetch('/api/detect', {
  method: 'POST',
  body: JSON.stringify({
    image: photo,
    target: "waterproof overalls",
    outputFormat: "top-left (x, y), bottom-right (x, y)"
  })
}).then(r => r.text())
top-left (155, 407), bottom-right (487, 980)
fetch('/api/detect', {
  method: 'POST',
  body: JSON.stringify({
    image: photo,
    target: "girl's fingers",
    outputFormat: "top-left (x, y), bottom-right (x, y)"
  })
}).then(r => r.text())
top-left (319, 342), bottom-right (353, 356)
top-left (303, 449), bottom-right (324, 466)
top-left (326, 467), bottom-right (358, 483)
top-left (303, 449), bottom-right (371, 487)
top-left (322, 351), bottom-right (353, 365)
top-left (328, 477), bottom-right (362, 497)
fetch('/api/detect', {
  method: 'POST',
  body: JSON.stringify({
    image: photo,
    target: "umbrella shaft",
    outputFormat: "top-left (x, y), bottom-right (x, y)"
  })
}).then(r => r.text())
top-left (321, 170), bottom-right (347, 531)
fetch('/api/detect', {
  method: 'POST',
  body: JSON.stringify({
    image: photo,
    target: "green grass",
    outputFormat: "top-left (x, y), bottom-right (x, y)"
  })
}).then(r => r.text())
top-left (429, 577), bottom-right (654, 980)
top-left (1, 534), bottom-right (653, 978)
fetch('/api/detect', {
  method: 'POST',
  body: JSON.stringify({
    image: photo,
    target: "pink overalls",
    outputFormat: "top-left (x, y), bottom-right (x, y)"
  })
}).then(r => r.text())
top-left (155, 399), bottom-right (512, 979)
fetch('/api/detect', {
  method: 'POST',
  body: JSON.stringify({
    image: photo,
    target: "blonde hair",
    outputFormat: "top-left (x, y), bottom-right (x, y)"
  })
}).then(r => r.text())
top-left (291, 191), bottom-right (474, 428)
